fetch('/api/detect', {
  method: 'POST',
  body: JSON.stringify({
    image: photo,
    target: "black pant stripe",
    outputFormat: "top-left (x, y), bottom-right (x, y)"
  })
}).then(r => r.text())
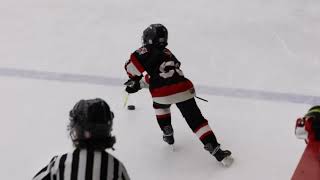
top-left (33, 166), bottom-right (48, 178)
top-left (33, 148), bottom-right (129, 180)
top-left (85, 150), bottom-right (94, 180)
top-left (113, 158), bottom-right (119, 180)
top-left (59, 154), bottom-right (67, 180)
top-left (100, 151), bottom-right (108, 179)
top-left (176, 98), bottom-right (218, 146)
top-left (71, 149), bottom-right (80, 180)
top-left (176, 98), bottom-right (205, 131)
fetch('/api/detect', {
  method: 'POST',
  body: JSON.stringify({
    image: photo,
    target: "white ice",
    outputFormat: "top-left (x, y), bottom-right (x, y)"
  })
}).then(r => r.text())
top-left (1, 0), bottom-right (320, 179)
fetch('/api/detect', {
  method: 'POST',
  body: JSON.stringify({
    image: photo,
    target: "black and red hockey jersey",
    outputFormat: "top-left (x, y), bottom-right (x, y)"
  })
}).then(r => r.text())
top-left (125, 45), bottom-right (195, 104)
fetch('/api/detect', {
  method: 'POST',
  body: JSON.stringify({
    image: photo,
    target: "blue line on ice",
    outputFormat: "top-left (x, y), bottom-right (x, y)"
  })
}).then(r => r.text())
top-left (1, 67), bottom-right (319, 105)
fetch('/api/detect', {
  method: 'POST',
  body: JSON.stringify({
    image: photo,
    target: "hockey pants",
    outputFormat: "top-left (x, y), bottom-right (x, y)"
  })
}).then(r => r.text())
top-left (153, 98), bottom-right (219, 146)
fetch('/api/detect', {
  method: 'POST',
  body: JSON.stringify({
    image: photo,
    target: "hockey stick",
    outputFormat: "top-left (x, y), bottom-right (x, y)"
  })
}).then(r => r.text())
top-left (123, 92), bottom-right (129, 108)
top-left (195, 96), bottom-right (208, 102)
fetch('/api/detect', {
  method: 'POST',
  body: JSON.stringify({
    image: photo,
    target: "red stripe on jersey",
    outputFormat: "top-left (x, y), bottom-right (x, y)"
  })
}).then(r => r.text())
top-left (130, 54), bottom-right (145, 73)
top-left (150, 80), bottom-right (194, 97)
top-left (124, 61), bottom-right (129, 70)
top-left (156, 114), bottom-right (171, 120)
top-left (200, 130), bottom-right (214, 140)
top-left (194, 121), bottom-right (209, 133)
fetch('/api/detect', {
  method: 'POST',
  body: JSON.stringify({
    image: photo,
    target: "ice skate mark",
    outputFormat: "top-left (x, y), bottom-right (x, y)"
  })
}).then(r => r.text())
top-left (1, 67), bottom-right (320, 105)
top-left (272, 31), bottom-right (298, 59)
top-left (0, 67), bottom-right (121, 86)
top-left (197, 85), bottom-right (320, 105)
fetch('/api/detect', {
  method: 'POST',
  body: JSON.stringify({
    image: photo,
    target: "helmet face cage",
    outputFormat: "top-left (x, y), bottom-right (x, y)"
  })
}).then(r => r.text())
top-left (142, 24), bottom-right (168, 47)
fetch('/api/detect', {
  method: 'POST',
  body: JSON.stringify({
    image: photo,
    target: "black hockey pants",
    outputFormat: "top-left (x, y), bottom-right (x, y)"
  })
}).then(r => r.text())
top-left (153, 98), bottom-right (219, 146)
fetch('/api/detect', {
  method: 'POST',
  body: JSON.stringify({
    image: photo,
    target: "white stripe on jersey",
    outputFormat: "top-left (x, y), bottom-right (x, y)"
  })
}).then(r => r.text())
top-left (64, 153), bottom-right (73, 180)
top-left (126, 62), bottom-right (142, 76)
top-left (33, 149), bottom-right (131, 180)
top-left (92, 151), bottom-right (102, 180)
top-left (107, 154), bottom-right (114, 180)
top-left (118, 163), bottom-right (123, 179)
top-left (77, 149), bottom-right (87, 180)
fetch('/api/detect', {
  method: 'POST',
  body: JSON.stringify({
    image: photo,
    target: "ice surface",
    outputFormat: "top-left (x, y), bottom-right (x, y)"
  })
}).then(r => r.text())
top-left (1, 0), bottom-right (320, 179)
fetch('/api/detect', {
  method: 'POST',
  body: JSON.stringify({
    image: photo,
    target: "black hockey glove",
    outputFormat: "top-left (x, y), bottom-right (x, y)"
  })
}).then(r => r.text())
top-left (124, 79), bottom-right (141, 94)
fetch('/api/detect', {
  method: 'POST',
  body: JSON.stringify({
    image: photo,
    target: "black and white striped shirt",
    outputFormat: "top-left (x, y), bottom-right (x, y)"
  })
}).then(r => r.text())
top-left (33, 148), bottom-right (130, 180)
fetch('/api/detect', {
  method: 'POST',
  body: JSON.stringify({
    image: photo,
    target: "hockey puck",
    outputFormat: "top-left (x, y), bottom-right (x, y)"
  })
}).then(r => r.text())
top-left (127, 105), bottom-right (135, 110)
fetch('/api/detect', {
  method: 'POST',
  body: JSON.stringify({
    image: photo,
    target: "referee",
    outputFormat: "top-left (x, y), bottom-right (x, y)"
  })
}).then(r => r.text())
top-left (33, 98), bottom-right (130, 180)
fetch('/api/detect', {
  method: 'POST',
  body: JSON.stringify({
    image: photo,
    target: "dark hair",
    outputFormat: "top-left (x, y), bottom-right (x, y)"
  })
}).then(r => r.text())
top-left (68, 98), bottom-right (116, 150)
top-left (73, 137), bottom-right (116, 150)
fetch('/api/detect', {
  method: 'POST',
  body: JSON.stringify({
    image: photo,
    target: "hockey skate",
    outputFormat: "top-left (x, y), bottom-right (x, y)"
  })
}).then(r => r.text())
top-left (204, 143), bottom-right (234, 167)
top-left (162, 125), bottom-right (174, 145)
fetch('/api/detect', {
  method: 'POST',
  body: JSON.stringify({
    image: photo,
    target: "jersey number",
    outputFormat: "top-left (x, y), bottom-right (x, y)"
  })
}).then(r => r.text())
top-left (159, 61), bottom-right (184, 78)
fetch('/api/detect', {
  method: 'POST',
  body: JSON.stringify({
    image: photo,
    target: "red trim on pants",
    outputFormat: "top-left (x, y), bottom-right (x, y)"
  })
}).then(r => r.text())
top-left (194, 121), bottom-right (208, 133)
top-left (200, 130), bottom-right (214, 140)
top-left (156, 114), bottom-right (171, 120)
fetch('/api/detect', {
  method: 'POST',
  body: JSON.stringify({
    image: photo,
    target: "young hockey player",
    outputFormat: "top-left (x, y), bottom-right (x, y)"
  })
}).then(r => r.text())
top-left (124, 24), bottom-right (233, 166)
top-left (33, 98), bottom-right (130, 180)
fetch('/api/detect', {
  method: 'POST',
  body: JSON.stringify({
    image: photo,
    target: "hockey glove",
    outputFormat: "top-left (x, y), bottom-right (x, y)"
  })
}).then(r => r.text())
top-left (124, 79), bottom-right (141, 94)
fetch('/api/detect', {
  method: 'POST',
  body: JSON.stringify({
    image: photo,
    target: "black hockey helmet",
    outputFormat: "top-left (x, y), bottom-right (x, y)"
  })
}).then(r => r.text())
top-left (68, 98), bottom-right (115, 149)
top-left (142, 24), bottom-right (168, 48)
top-left (306, 106), bottom-right (320, 119)
top-left (305, 106), bottom-right (320, 140)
